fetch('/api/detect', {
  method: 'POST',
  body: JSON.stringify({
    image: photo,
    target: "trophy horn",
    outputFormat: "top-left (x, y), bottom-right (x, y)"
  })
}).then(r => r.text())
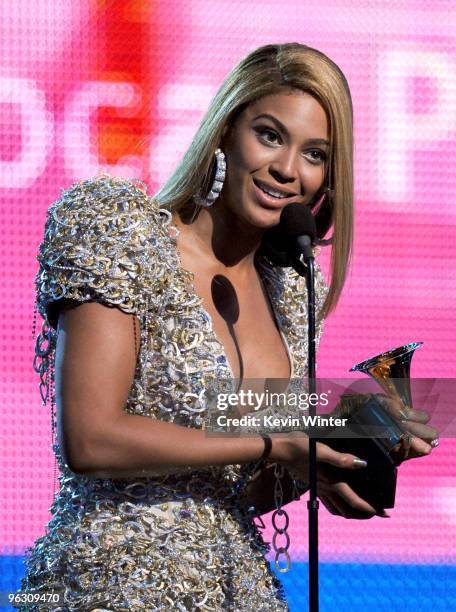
top-left (350, 342), bottom-right (423, 412)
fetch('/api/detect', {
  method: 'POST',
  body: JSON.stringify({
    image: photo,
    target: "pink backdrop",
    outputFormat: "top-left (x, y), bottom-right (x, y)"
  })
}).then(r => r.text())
top-left (0, 0), bottom-right (455, 567)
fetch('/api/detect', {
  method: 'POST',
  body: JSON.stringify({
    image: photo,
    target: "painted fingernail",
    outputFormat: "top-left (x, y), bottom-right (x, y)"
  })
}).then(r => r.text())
top-left (430, 438), bottom-right (439, 448)
top-left (353, 458), bottom-right (368, 468)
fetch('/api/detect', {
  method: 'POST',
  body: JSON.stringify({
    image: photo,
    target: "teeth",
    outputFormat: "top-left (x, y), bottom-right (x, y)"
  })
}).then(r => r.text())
top-left (258, 184), bottom-right (290, 199)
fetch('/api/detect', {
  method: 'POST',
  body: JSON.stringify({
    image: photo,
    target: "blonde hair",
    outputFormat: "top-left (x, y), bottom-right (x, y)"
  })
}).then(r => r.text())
top-left (155, 43), bottom-right (354, 317)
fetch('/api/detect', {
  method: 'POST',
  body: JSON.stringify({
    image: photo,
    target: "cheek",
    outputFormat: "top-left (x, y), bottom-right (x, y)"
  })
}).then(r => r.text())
top-left (227, 133), bottom-right (269, 175)
top-left (301, 164), bottom-right (326, 193)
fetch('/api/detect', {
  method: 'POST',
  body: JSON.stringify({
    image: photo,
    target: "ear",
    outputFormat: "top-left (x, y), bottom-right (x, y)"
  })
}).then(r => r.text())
top-left (220, 124), bottom-right (230, 148)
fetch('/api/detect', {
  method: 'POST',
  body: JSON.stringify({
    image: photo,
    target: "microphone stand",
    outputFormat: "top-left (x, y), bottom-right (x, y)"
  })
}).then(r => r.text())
top-left (294, 237), bottom-right (319, 612)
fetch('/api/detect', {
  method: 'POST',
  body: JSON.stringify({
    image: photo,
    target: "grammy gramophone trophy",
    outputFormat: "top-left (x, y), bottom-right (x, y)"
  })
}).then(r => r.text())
top-left (322, 342), bottom-right (423, 510)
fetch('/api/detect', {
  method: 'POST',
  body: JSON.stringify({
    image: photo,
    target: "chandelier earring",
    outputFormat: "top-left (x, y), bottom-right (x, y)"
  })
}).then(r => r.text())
top-left (193, 148), bottom-right (226, 208)
top-left (313, 186), bottom-right (335, 247)
top-left (312, 186), bottom-right (334, 212)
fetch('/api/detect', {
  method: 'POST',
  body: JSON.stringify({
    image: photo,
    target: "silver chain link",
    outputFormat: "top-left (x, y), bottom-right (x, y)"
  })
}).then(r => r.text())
top-left (272, 462), bottom-right (291, 573)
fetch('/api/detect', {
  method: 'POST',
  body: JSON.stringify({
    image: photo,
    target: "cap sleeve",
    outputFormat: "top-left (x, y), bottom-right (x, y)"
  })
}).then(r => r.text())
top-left (35, 175), bottom-right (166, 330)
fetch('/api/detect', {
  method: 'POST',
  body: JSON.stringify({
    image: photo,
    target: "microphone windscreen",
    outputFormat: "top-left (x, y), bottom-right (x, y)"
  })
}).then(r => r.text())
top-left (279, 203), bottom-right (317, 242)
top-left (259, 203), bottom-right (317, 266)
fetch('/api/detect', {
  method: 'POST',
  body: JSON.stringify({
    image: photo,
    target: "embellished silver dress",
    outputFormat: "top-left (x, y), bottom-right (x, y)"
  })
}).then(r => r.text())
top-left (22, 176), bottom-right (328, 611)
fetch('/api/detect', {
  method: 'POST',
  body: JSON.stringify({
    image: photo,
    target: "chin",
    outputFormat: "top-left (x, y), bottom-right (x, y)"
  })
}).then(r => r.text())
top-left (242, 188), bottom-right (290, 230)
top-left (247, 203), bottom-right (283, 230)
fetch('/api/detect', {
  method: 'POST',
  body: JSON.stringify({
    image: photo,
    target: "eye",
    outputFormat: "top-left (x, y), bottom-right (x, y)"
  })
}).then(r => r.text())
top-left (304, 149), bottom-right (327, 165)
top-left (254, 126), bottom-right (281, 146)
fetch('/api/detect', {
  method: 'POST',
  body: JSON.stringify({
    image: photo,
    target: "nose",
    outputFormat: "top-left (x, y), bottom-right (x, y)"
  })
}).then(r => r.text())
top-left (269, 148), bottom-right (298, 184)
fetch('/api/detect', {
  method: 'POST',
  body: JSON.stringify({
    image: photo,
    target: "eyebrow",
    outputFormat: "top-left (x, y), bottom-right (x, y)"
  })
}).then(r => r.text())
top-left (252, 113), bottom-right (329, 146)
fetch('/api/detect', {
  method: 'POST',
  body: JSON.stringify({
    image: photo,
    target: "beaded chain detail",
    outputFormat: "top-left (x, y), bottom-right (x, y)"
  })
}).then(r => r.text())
top-left (23, 175), bottom-right (328, 611)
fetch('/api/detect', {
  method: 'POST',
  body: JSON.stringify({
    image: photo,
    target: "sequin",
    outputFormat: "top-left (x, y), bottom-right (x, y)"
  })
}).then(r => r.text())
top-left (21, 175), bottom-right (328, 611)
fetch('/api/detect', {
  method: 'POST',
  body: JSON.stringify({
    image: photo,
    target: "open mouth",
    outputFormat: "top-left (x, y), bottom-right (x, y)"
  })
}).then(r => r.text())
top-left (253, 179), bottom-right (297, 200)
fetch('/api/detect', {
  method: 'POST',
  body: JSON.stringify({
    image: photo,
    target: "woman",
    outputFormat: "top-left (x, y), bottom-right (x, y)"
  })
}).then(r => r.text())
top-left (23, 43), bottom-right (436, 610)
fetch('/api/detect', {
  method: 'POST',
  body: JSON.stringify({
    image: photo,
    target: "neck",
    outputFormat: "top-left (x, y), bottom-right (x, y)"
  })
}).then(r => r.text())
top-left (177, 203), bottom-right (265, 271)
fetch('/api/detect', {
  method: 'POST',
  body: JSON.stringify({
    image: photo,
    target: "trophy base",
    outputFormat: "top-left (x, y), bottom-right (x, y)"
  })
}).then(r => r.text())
top-left (318, 394), bottom-right (404, 510)
top-left (322, 436), bottom-right (397, 509)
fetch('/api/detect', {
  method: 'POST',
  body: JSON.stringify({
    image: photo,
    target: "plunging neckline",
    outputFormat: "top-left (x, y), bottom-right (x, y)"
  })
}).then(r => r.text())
top-left (161, 207), bottom-right (295, 386)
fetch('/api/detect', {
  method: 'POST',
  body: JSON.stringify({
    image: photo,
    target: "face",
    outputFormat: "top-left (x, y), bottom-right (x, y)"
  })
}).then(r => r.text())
top-left (220, 89), bottom-right (329, 229)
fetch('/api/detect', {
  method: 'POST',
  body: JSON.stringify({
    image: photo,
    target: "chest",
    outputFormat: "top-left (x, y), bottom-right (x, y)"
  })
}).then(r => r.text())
top-left (128, 250), bottom-right (308, 427)
top-left (190, 268), bottom-right (291, 381)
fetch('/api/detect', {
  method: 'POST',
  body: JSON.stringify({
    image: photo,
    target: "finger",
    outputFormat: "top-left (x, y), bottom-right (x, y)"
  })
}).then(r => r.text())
top-left (322, 495), bottom-right (352, 518)
top-left (318, 494), bottom-right (342, 516)
top-left (331, 482), bottom-right (378, 517)
top-left (316, 442), bottom-right (368, 470)
top-left (404, 409), bottom-right (431, 424)
top-left (392, 434), bottom-right (432, 464)
top-left (380, 397), bottom-right (430, 424)
top-left (324, 482), bottom-right (377, 519)
top-left (316, 483), bottom-right (348, 517)
top-left (393, 432), bottom-right (413, 462)
top-left (407, 436), bottom-right (432, 457)
top-left (400, 421), bottom-right (438, 443)
top-left (332, 481), bottom-right (374, 510)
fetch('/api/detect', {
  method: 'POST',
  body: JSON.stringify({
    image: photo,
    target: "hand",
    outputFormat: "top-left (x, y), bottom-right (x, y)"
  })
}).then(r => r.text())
top-left (317, 463), bottom-right (390, 519)
top-left (375, 394), bottom-right (439, 463)
top-left (272, 434), bottom-right (384, 519)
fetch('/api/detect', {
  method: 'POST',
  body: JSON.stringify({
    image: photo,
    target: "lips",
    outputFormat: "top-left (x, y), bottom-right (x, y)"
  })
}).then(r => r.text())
top-left (252, 178), bottom-right (298, 209)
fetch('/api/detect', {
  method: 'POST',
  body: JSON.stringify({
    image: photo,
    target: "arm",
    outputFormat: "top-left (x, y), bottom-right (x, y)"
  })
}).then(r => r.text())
top-left (56, 301), bottom-right (269, 477)
top-left (39, 178), bottom-right (296, 480)
top-left (56, 298), bottom-right (375, 514)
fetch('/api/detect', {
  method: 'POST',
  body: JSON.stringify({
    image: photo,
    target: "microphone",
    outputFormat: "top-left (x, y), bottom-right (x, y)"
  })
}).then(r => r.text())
top-left (280, 203), bottom-right (317, 261)
top-left (260, 203), bottom-right (317, 269)
top-left (260, 203), bottom-right (321, 602)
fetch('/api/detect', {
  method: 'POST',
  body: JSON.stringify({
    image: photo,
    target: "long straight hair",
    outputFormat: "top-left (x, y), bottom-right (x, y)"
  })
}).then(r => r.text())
top-left (155, 43), bottom-right (354, 317)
